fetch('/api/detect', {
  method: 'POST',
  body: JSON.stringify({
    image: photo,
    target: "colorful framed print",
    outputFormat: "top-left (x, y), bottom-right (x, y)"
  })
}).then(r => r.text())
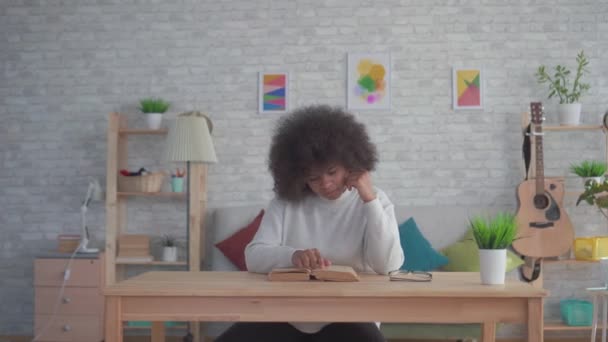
top-left (347, 53), bottom-right (391, 110)
top-left (259, 72), bottom-right (289, 114)
top-left (452, 67), bottom-right (483, 110)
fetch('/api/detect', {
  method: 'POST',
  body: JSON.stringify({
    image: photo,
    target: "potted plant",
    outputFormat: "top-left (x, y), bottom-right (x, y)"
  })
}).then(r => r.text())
top-left (570, 160), bottom-right (607, 186)
top-left (469, 212), bottom-right (518, 285)
top-left (159, 234), bottom-right (179, 262)
top-left (535, 50), bottom-right (590, 126)
top-left (139, 97), bottom-right (170, 130)
top-left (576, 180), bottom-right (608, 222)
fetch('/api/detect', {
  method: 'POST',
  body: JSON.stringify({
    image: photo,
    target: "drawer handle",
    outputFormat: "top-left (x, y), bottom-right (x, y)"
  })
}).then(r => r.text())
top-left (62, 324), bottom-right (71, 332)
top-left (62, 297), bottom-right (71, 304)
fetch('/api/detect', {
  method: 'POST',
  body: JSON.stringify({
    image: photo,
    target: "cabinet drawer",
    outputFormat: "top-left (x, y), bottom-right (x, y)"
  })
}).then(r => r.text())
top-left (34, 314), bottom-right (102, 342)
top-left (35, 259), bottom-right (100, 287)
top-left (36, 287), bottom-right (103, 315)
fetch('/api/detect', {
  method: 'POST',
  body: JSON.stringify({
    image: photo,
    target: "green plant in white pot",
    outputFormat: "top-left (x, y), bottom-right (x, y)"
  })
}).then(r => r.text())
top-left (570, 160), bottom-right (607, 187)
top-left (159, 234), bottom-right (179, 262)
top-left (139, 97), bottom-right (170, 130)
top-left (470, 212), bottom-right (518, 285)
top-left (535, 50), bottom-right (590, 126)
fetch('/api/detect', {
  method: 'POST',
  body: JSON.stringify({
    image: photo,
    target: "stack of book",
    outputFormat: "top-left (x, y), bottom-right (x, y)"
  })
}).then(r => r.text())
top-left (116, 234), bottom-right (153, 262)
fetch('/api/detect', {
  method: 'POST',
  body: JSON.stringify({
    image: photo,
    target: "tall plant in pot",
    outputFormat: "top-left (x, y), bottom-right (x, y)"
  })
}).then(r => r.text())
top-left (470, 212), bottom-right (518, 285)
top-left (535, 50), bottom-right (590, 126)
top-left (139, 97), bottom-right (170, 130)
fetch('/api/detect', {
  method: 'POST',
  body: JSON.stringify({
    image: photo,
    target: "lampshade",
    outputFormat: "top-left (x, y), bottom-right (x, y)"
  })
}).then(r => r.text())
top-left (164, 111), bottom-right (218, 163)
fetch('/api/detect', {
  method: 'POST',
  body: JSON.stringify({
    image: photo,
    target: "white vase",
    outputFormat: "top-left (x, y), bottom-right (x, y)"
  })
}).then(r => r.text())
top-left (479, 249), bottom-right (507, 285)
top-left (146, 113), bottom-right (163, 130)
top-left (583, 176), bottom-right (603, 187)
top-left (558, 103), bottom-right (581, 126)
top-left (162, 246), bottom-right (177, 262)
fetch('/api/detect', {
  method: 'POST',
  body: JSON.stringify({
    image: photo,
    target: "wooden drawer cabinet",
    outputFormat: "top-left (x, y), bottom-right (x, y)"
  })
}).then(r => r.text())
top-left (34, 255), bottom-right (104, 342)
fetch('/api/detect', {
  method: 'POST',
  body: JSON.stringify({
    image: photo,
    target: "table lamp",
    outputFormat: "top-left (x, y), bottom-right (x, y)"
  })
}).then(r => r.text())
top-left (164, 111), bottom-right (218, 267)
top-left (79, 177), bottom-right (104, 253)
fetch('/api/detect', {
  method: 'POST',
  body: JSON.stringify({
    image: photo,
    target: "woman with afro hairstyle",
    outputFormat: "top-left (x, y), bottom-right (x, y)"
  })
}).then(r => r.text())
top-left (216, 105), bottom-right (403, 342)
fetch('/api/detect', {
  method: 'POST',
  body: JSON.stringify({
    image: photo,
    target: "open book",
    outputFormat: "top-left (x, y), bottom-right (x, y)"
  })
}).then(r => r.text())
top-left (268, 265), bottom-right (359, 282)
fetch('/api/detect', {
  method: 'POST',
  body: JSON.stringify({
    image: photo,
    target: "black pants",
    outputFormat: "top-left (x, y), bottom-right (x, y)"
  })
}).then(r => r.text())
top-left (215, 322), bottom-right (386, 342)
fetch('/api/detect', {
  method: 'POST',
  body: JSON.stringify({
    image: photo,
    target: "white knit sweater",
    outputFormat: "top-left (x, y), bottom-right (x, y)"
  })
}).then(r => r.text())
top-left (245, 187), bottom-right (404, 333)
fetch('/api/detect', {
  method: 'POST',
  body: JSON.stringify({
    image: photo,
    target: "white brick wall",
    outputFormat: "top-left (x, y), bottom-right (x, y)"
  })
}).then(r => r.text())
top-left (1, 0), bottom-right (607, 336)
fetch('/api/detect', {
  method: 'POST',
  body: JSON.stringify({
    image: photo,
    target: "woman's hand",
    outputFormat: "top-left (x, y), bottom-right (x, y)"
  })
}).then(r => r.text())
top-left (292, 249), bottom-right (332, 269)
top-left (346, 171), bottom-right (376, 203)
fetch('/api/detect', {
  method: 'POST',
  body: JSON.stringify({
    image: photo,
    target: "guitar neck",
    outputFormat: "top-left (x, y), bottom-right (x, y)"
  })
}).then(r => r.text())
top-left (534, 124), bottom-right (544, 193)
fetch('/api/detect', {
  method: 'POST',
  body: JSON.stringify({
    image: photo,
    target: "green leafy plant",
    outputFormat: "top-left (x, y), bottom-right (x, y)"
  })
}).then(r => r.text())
top-left (577, 180), bottom-right (608, 221)
top-left (535, 50), bottom-right (590, 104)
top-left (469, 212), bottom-right (518, 250)
top-left (570, 160), bottom-right (607, 177)
top-left (139, 98), bottom-right (170, 114)
top-left (159, 234), bottom-right (178, 247)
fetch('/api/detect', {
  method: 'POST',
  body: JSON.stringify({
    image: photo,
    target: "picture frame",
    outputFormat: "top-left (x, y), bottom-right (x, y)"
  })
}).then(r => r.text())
top-left (259, 72), bottom-right (289, 114)
top-left (452, 67), bottom-right (484, 110)
top-left (347, 53), bottom-right (391, 110)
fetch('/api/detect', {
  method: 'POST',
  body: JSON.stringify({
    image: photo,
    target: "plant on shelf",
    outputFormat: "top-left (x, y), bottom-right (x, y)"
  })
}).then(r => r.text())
top-left (469, 212), bottom-right (518, 285)
top-left (570, 160), bottom-right (606, 186)
top-left (576, 180), bottom-right (608, 221)
top-left (139, 97), bottom-right (170, 130)
top-left (158, 234), bottom-right (179, 262)
top-left (535, 50), bottom-right (590, 125)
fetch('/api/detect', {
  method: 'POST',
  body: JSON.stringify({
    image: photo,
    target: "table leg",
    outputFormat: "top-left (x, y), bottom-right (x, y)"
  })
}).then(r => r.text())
top-left (481, 321), bottom-right (496, 342)
top-left (592, 295), bottom-right (599, 342)
top-left (104, 296), bottom-right (123, 342)
top-left (603, 296), bottom-right (607, 342)
top-left (528, 297), bottom-right (544, 342)
top-left (151, 322), bottom-right (166, 342)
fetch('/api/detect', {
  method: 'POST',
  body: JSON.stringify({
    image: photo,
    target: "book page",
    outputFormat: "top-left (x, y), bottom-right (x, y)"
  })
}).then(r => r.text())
top-left (311, 265), bottom-right (359, 282)
top-left (268, 267), bottom-right (311, 281)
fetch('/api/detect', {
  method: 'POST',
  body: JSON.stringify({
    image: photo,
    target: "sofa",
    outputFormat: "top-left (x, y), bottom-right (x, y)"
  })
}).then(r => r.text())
top-left (200, 204), bottom-right (507, 340)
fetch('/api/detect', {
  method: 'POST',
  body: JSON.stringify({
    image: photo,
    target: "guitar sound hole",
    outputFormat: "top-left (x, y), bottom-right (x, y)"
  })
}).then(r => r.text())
top-left (533, 194), bottom-right (549, 209)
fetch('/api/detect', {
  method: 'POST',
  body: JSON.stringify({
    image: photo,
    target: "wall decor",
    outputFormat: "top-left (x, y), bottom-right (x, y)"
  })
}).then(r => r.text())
top-left (347, 53), bottom-right (391, 110)
top-left (452, 67), bottom-right (483, 110)
top-left (259, 72), bottom-right (289, 114)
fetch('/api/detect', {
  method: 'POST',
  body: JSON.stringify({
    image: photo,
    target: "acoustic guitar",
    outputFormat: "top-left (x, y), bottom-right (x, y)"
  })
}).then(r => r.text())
top-left (513, 102), bottom-right (574, 258)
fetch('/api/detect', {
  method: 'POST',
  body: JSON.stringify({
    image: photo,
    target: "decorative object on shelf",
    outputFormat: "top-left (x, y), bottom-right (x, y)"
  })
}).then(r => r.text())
top-left (570, 160), bottom-right (607, 186)
top-left (347, 52), bottom-right (391, 110)
top-left (469, 212), bottom-right (518, 285)
top-left (535, 50), bottom-right (590, 126)
top-left (139, 97), bottom-right (170, 129)
top-left (117, 234), bottom-right (153, 262)
top-left (118, 169), bottom-right (165, 193)
top-left (171, 168), bottom-right (185, 192)
top-left (573, 236), bottom-right (608, 261)
top-left (164, 111), bottom-right (218, 268)
top-left (79, 177), bottom-right (104, 253)
top-left (452, 66), bottom-right (483, 110)
top-left (159, 234), bottom-right (179, 262)
top-left (258, 72), bottom-right (289, 114)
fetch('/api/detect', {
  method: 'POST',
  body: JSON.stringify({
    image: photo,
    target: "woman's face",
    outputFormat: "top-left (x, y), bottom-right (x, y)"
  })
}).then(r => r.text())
top-left (306, 163), bottom-right (348, 200)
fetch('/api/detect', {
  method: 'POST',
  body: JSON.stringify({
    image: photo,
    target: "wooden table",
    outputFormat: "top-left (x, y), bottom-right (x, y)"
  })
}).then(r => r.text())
top-left (104, 271), bottom-right (547, 342)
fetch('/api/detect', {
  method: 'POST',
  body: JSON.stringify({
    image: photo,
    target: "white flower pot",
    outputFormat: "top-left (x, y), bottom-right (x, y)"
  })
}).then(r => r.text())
top-left (558, 103), bottom-right (581, 126)
top-left (479, 249), bottom-right (507, 285)
top-left (162, 246), bottom-right (177, 262)
top-left (146, 113), bottom-right (163, 130)
top-left (583, 176), bottom-right (603, 187)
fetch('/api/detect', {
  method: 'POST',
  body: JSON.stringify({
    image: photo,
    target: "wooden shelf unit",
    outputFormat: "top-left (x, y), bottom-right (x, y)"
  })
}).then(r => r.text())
top-left (106, 112), bottom-right (207, 342)
top-left (105, 112), bottom-right (206, 285)
top-left (521, 112), bottom-right (608, 333)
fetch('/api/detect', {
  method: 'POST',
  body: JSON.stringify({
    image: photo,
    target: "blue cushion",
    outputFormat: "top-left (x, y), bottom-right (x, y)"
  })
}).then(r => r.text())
top-left (399, 217), bottom-right (449, 271)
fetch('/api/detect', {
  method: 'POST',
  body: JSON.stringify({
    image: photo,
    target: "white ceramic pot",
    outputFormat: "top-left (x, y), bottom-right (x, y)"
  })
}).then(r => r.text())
top-left (479, 249), bottom-right (507, 285)
top-left (583, 176), bottom-right (603, 187)
top-left (162, 246), bottom-right (177, 262)
top-left (146, 113), bottom-right (163, 130)
top-left (558, 103), bottom-right (581, 126)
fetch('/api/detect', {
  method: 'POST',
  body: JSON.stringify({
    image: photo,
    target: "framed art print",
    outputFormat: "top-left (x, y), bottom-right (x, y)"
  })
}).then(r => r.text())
top-left (452, 67), bottom-right (483, 110)
top-left (259, 72), bottom-right (289, 114)
top-left (347, 53), bottom-right (391, 110)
